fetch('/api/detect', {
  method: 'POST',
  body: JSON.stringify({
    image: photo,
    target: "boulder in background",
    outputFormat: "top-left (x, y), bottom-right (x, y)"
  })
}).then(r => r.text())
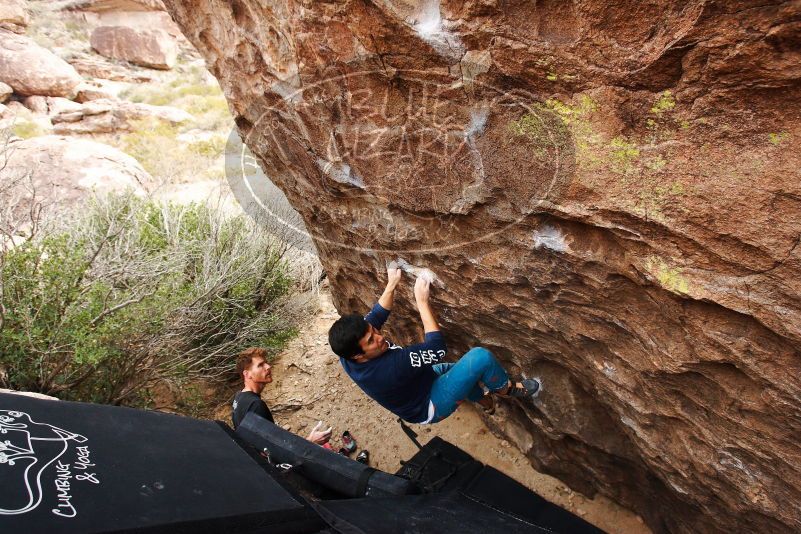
top-left (0, 0), bottom-right (29, 34)
top-left (3, 135), bottom-right (155, 208)
top-left (0, 30), bottom-right (82, 97)
top-left (22, 95), bottom-right (84, 116)
top-left (74, 80), bottom-right (117, 102)
top-left (51, 98), bottom-right (191, 134)
top-left (68, 52), bottom-right (155, 82)
top-left (90, 25), bottom-right (177, 70)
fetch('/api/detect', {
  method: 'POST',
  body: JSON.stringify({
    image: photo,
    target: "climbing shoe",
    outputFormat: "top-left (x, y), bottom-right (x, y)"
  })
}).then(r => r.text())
top-left (356, 450), bottom-right (369, 465)
top-left (341, 430), bottom-right (357, 454)
top-left (507, 378), bottom-right (541, 399)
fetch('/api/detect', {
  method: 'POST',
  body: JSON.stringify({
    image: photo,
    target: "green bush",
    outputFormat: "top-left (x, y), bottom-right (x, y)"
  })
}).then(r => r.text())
top-left (120, 65), bottom-right (234, 133)
top-left (0, 193), bottom-right (304, 406)
top-left (12, 120), bottom-right (45, 139)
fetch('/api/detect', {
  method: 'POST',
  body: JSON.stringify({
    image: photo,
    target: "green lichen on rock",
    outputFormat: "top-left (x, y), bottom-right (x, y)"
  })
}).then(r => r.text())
top-left (508, 99), bottom-right (583, 160)
top-left (609, 136), bottom-right (640, 174)
top-left (650, 90), bottom-right (676, 115)
top-left (768, 132), bottom-right (790, 146)
top-left (645, 256), bottom-right (690, 294)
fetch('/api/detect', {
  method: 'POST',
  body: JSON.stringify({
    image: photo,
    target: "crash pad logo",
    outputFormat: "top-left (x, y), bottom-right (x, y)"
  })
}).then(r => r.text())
top-left (225, 69), bottom-right (576, 254)
top-left (0, 410), bottom-right (99, 518)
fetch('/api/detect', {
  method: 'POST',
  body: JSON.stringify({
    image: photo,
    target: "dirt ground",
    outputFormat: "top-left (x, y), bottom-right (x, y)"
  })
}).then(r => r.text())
top-left (216, 287), bottom-right (651, 534)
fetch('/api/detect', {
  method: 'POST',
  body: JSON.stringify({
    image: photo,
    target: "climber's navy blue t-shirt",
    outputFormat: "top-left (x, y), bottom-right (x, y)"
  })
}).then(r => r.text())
top-left (340, 303), bottom-right (447, 423)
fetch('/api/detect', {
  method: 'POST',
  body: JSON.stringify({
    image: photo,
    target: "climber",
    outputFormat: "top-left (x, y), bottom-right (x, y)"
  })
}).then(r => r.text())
top-left (327, 265), bottom-right (541, 424)
top-left (232, 347), bottom-right (332, 445)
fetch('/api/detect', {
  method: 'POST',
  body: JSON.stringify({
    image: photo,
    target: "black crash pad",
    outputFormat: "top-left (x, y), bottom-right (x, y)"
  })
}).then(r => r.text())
top-left (0, 393), bottom-right (324, 533)
top-left (314, 492), bottom-right (557, 534)
top-left (388, 436), bottom-right (605, 534)
top-left (237, 412), bottom-right (416, 498)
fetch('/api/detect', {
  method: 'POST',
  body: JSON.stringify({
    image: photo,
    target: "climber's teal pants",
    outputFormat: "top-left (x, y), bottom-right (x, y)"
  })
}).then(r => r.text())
top-left (428, 347), bottom-right (509, 423)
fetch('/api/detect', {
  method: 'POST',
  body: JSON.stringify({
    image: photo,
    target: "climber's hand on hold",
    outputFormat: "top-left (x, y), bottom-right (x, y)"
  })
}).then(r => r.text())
top-left (380, 263), bottom-right (402, 310)
top-left (307, 420), bottom-right (332, 445)
top-left (414, 276), bottom-right (431, 304)
top-left (386, 264), bottom-right (402, 289)
top-left (415, 277), bottom-right (440, 333)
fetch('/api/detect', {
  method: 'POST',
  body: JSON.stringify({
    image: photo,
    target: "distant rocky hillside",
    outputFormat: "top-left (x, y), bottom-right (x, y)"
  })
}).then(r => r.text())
top-left (0, 0), bottom-right (234, 234)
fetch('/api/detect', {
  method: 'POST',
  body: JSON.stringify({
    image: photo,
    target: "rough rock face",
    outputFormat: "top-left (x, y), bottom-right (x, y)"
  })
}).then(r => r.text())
top-left (0, 30), bottom-right (82, 96)
top-left (90, 25), bottom-right (177, 69)
top-left (3, 135), bottom-right (154, 207)
top-left (162, 2), bottom-right (801, 533)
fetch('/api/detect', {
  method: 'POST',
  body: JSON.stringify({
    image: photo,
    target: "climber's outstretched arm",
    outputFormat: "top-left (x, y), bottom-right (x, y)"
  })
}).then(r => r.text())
top-left (378, 264), bottom-right (402, 311)
top-left (414, 277), bottom-right (439, 334)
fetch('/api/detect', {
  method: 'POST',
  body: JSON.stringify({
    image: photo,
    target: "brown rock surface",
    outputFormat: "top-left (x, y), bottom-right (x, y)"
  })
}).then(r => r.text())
top-left (90, 25), bottom-right (177, 70)
top-left (163, 1), bottom-right (801, 533)
top-left (0, 30), bottom-right (82, 96)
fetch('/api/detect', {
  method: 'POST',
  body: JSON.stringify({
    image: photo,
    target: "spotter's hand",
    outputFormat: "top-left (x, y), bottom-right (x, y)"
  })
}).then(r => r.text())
top-left (307, 420), bottom-right (332, 445)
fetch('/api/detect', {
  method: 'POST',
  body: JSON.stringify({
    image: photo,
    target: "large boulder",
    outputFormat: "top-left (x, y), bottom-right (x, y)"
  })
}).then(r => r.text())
top-left (66, 0), bottom-right (183, 38)
top-left (162, 1), bottom-right (801, 533)
top-left (2, 135), bottom-right (154, 209)
top-left (0, 30), bottom-right (82, 97)
top-left (90, 25), bottom-right (177, 70)
top-left (0, 0), bottom-right (29, 33)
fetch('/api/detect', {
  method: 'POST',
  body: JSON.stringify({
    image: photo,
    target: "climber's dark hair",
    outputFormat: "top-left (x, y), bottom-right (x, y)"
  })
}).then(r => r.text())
top-left (328, 314), bottom-right (369, 359)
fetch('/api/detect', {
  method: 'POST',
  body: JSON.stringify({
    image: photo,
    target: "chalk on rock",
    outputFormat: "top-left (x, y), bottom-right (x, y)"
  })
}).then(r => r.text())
top-left (390, 258), bottom-right (443, 287)
top-left (532, 225), bottom-right (568, 253)
top-left (418, 268), bottom-right (436, 284)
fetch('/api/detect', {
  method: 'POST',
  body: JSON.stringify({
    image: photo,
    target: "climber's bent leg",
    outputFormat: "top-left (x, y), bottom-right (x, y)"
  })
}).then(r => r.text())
top-left (428, 347), bottom-right (509, 423)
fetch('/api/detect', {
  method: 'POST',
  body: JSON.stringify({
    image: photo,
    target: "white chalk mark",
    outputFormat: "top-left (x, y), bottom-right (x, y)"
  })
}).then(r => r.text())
top-left (533, 225), bottom-right (568, 253)
top-left (412, 0), bottom-right (464, 59)
top-left (464, 108), bottom-right (489, 138)
top-left (388, 258), bottom-right (443, 287)
top-left (317, 159), bottom-right (364, 189)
